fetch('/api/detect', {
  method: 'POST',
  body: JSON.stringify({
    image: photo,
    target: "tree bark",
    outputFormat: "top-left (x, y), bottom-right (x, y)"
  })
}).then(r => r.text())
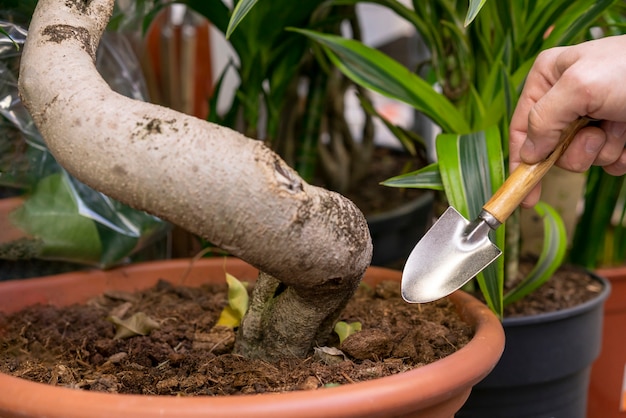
top-left (18, 0), bottom-right (372, 361)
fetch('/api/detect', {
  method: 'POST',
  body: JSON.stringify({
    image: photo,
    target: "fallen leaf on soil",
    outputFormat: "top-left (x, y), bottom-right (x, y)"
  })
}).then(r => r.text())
top-left (314, 346), bottom-right (347, 365)
top-left (216, 273), bottom-right (249, 328)
top-left (107, 312), bottom-right (160, 339)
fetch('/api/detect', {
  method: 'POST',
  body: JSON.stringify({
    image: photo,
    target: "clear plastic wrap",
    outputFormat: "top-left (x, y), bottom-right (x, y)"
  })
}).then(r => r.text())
top-left (0, 20), bottom-right (170, 268)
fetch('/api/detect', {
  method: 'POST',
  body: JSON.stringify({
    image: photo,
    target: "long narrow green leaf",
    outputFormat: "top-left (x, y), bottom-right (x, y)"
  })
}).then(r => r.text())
top-left (331, 0), bottom-right (445, 69)
top-left (570, 166), bottom-right (625, 268)
top-left (614, 181), bottom-right (626, 264)
top-left (381, 163), bottom-right (443, 190)
top-left (437, 129), bottom-right (501, 218)
top-left (225, 0), bottom-right (259, 39)
top-left (435, 127), bottom-right (505, 316)
top-left (0, 27), bottom-right (19, 50)
top-left (503, 202), bottom-right (567, 306)
top-left (291, 29), bottom-right (470, 134)
top-left (464, 0), bottom-right (487, 27)
top-left (545, 0), bottom-right (619, 48)
top-left (478, 41), bottom-right (506, 108)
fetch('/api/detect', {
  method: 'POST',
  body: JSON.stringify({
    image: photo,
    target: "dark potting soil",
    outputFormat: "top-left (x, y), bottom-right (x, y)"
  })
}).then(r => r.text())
top-left (501, 261), bottom-right (604, 317)
top-left (0, 278), bottom-right (473, 396)
top-left (0, 257), bottom-right (603, 396)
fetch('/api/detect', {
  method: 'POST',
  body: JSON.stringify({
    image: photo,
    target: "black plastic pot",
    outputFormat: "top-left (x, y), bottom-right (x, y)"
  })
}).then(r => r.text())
top-left (456, 273), bottom-right (611, 418)
top-left (367, 191), bottom-right (433, 267)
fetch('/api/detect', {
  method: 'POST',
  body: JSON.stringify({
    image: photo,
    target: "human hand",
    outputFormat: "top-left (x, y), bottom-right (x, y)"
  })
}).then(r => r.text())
top-left (510, 35), bottom-right (626, 207)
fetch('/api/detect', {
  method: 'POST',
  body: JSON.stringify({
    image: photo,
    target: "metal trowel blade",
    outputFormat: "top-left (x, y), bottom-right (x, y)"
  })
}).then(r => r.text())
top-left (401, 206), bottom-right (502, 303)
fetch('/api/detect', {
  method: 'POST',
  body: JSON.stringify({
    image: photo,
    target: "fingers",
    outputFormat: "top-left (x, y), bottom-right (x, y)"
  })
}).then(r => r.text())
top-left (603, 152), bottom-right (626, 176)
top-left (517, 121), bottom-right (626, 207)
top-left (509, 47), bottom-right (584, 170)
top-left (509, 48), bottom-right (563, 170)
top-left (509, 36), bottom-right (626, 207)
top-left (599, 121), bottom-right (626, 176)
top-left (556, 126), bottom-right (605, 172)
top-left (560, 122), bottom-right (626, 172)
top-left (597, 121), bottom-right (626, 164)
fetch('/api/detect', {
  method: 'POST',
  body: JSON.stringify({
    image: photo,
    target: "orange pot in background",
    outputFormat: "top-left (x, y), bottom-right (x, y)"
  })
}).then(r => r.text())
top-left (0, 258), bottom-right (504, 418)
top-left (0, 197), bottom-right (27, 245)
top-left (588, 266), bottom-right (626, 418)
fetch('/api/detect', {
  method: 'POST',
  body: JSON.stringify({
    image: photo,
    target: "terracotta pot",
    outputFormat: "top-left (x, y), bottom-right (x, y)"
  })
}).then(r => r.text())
top-left (588, 266), bottom-right (626, 418)
top-left (0, 258), bottom-right (504, 418)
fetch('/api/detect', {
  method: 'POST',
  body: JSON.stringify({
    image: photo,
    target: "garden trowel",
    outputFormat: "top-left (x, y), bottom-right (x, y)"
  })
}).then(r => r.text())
top-left (401, 117), bottom-right (593, 303)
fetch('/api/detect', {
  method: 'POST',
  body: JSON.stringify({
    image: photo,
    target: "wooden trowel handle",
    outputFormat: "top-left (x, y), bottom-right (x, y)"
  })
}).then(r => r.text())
top-left (483, 117), bottom-right (593, 224)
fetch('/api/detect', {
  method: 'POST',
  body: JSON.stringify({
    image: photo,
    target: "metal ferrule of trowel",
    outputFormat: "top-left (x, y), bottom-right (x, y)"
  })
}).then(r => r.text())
top-left (463, 210), bottom-right (501, 248)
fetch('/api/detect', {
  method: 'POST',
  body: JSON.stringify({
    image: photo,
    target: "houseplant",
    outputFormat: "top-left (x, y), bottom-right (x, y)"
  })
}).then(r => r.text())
top-left (0, 258), bottom-right (505, 418)
top-left (296, 0), bottom-right (617, 416)
top-left (0, 0), bottom-right (505, 416)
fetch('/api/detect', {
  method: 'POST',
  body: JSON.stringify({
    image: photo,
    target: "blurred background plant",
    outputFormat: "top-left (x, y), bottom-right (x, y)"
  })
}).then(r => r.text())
top-left (0, 3), bottom-right (169, 277)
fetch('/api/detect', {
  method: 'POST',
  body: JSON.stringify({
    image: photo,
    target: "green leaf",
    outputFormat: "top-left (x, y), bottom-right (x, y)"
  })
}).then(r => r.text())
top-left (435, 127), bottom-right (505, 316)
top-left (570, 166), bottom-right (625, 268)
top-left (381, 163), bottom-right (443, 190)
top-left (216, 273), bottom-right (249, 328)
top-left (9, 173), bottom-right (102, 264)
top-left (0, 27), bottom-right (19, 51)
top-left (226, 0), bottom-right (260, 39)
top-left (108, 312), bottom-right (160, 339)
top-left (437, 129), bottom-right (500, 218)
top-left (503, 202), bottom-right (567, 306)
top-left (543, 0), bottom-right (619, 49)
top-left (290, 28), bottom-right (470, 134)
top-left (334, 323), bottom-right (358, 344)
top-left (206, 60), bottom-right (237, 125)
top-left (334, 321), bottom-right (362, 345)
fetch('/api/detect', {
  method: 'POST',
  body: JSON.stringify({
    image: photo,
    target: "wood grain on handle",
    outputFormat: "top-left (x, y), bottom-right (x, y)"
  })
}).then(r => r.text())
top-left (483, 117), bottom-right (592, 223)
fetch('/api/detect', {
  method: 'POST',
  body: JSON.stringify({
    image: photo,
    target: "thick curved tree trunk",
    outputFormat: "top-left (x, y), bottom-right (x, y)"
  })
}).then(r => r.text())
top-left (18, 0), bottom-right (372, 361)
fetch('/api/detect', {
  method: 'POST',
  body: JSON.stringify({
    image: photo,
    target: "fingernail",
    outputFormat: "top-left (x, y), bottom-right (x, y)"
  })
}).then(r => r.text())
top-left (585, 135), bottom-right (604, 154)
